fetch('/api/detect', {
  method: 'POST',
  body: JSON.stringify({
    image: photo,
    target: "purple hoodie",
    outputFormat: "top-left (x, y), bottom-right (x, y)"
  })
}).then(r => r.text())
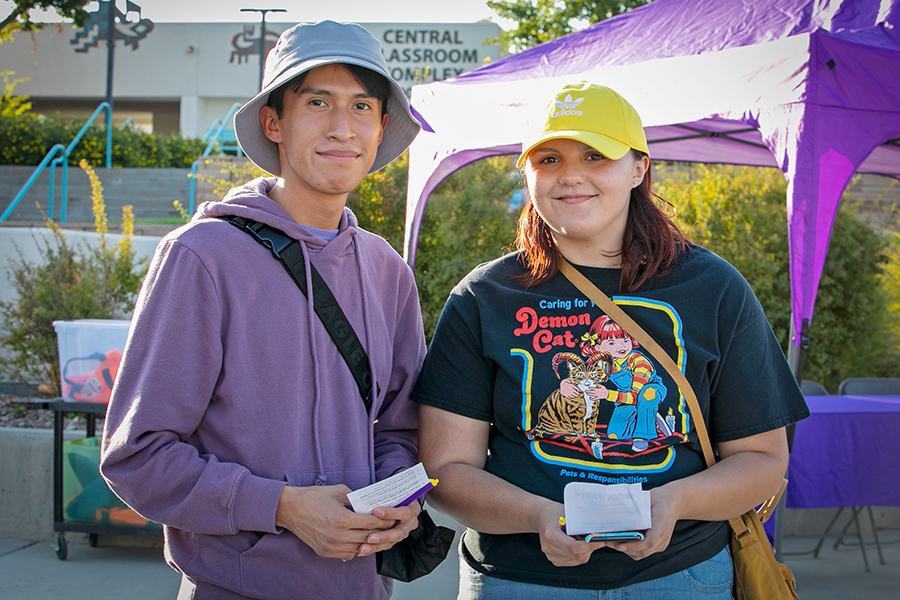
top-left (101, 178), bottom-right (425, 599)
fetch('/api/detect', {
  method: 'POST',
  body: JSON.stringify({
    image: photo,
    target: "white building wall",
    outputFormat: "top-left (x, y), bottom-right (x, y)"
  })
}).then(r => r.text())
top-left (179, 95), bottom-right (200, 139)
top-left (1, 21), bottom-right (501, 138)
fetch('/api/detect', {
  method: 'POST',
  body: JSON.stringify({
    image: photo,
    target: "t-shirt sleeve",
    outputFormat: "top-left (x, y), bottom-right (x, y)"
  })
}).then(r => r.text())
top-left (707, 279), bottom-right (810, 443)
top-left (412, 291), bottom-right (495, 422)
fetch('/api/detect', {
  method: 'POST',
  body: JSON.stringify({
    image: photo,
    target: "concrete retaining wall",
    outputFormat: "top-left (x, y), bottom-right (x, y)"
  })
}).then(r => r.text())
top-left (0, 427), bottom-right (81, 541)
top-left (0, 228), bottom-right (164, 305)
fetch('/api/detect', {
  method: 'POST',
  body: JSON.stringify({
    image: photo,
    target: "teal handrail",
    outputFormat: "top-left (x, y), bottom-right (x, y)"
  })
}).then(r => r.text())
top-left (188, 102), bottom-right (244, 214)
top-left (203, 119), bottom-right (224, 140)
top-left (1, 102), bottom-right (112, 223)
top-left (1, 144), bottom-right (66, 222)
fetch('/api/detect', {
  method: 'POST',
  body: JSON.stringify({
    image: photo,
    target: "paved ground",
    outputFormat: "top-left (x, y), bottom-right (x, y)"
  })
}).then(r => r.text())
top-left (2, 520), bottom-right (898, 599)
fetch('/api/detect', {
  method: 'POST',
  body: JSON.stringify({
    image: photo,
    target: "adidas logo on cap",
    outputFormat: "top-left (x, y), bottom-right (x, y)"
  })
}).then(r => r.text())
top-left (551, 94), bottom-right (584, 117)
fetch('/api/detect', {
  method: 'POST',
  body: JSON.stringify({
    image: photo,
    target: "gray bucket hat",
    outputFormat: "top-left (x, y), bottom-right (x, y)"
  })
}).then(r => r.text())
top-left (233, 20), bottom-right (420, 176)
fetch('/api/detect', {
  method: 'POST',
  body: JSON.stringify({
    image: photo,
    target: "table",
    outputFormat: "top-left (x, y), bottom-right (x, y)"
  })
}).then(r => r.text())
top-left (33, 399), bottom-right (163, 559)
top-left (771, 395), bottom-right (900, 570)
top-left (787, 395), bottom-right (900, 509)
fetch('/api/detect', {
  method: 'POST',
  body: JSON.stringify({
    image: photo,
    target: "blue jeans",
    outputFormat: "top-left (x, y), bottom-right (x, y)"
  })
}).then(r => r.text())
top-left (458, 546), bottom-right (733, 600)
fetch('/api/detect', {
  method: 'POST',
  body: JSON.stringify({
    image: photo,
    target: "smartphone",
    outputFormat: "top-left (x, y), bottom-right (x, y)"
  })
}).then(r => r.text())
top-left (584, 531), bottom-right (645, 542)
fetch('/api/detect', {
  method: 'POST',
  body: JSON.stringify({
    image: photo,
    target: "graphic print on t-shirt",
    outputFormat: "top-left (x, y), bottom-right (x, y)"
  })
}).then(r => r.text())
top-left (512, 296), bottom-right (690, 475)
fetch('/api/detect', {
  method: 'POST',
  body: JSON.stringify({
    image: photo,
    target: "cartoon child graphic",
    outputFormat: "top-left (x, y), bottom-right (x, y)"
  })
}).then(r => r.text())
top-left (561, 315), bottom-right (667, 452)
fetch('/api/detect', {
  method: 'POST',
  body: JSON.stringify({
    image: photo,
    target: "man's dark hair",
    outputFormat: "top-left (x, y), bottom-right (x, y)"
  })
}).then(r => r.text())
top-left (266, 63), bottom-right (391, 118)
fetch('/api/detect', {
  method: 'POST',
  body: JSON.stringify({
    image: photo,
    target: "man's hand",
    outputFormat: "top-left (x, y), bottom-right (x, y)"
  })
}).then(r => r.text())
top-left (358, 501), bottom-right (422, 557)
top-left (275, 485), bottom-right (404, 560)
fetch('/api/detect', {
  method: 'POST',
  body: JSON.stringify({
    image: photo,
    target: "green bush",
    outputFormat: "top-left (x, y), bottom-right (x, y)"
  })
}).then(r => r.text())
top-left (0, 111), bottom-right (211, 168)
top-left (190, 157), bottom-right (270, 208)
top-left (184, 153), bottom-right (519, 340)
top-left (413, 156), bottom-right (521, 337)
top-left (0, 161), bottom-right (147, 394)
top-left (883, 232), bottom-right (900, 353)
top-left (658, 163), bottom-right (899, 391)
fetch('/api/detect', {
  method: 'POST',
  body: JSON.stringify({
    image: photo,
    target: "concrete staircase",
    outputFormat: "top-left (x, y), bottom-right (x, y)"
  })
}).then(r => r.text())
top-left (0, 166), bottom-right (189, 223)
top-left (0, 157), bottom-right (251, 233)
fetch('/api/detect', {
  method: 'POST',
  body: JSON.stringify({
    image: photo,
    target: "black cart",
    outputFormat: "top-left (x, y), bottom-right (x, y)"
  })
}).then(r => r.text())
top-left (47, 399), bottom-right (162, 560)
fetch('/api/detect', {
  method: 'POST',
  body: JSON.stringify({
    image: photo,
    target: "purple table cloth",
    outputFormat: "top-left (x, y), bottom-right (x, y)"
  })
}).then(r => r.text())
top-left (786, 395), bottom-right (900, 509)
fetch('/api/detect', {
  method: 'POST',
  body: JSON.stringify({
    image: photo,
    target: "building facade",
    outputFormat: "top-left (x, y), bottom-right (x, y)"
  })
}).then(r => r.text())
top-left (1, 21), bottom-right (501, 138)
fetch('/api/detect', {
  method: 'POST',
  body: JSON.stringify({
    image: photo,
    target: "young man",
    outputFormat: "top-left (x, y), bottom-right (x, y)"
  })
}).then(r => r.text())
top-left (100, 21), bottom-right (425, 600)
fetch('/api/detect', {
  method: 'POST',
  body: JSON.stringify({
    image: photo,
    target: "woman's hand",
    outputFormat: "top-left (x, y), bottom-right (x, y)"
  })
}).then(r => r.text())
top-left (596, 428), bottom-right (790, 561)
top-left (534, 500), bottom-right (604, 566)
top-left (594, 485), bottom-right (681, 560)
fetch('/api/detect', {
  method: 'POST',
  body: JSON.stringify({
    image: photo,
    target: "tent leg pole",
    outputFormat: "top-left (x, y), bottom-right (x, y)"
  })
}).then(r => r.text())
top-left (787, 315), bottom-right (808, 382)
top-left (787, 342), bottom-right (806, 383)
top-left (775, 464), bottom-right (789, 561)
top-left (776, 316), bottom-right (809, 561)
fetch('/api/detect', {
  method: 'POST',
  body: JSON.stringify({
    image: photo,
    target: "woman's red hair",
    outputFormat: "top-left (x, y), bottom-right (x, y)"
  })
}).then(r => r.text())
top-left (514, 151), bottom-right (689, 292)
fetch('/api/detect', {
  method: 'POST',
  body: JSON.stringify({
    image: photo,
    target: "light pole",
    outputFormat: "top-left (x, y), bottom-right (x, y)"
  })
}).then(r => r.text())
top-left (240, 8), bottom-right (286, 89)
top-left (105, 0), bottom-right (117, 110)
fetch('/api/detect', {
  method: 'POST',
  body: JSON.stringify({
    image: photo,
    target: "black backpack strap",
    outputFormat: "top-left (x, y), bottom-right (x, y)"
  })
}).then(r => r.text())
top-left (219, 214), bottom-right (376, 411)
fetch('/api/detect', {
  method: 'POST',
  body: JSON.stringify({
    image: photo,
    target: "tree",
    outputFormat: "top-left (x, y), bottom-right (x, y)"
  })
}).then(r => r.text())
top-left (0, 0), bottom-right (90, 38)
top-left (1, 70), bottom-right (31, 116)
top-left (487, 0), bottom-right (653, 53)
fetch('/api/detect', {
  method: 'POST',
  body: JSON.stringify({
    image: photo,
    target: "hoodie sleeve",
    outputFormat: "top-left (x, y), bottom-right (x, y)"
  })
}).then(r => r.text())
top-left (100, 237), bottom-right (285, 535)
top-left (371, 265), bottom-right (426, 482)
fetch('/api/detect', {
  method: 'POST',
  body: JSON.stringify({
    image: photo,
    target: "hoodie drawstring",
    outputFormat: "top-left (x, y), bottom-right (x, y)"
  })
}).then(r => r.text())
top-left (352, 232), bottom-right (378, 483)
top-left (300, 240), bottom-right (328, 487)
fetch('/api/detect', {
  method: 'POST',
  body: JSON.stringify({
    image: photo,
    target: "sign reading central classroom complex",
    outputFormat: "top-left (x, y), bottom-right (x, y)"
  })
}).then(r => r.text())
top-left (348, 24), bottom-right (500, 92)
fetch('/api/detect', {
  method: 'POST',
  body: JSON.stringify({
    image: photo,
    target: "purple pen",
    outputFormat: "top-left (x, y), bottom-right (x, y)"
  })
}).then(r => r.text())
top-left (397, 480), bottom-right (436, 507)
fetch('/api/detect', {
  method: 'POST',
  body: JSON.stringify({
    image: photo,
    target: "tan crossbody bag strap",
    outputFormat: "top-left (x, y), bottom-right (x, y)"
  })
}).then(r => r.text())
top-left (558, 259), bottom-right (777, 538)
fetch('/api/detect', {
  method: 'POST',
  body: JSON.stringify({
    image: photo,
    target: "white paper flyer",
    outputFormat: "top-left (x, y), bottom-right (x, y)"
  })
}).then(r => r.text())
top-left (563, 481), bottom-right (652, 536)
top-left (347, 462), bottom-right (434, 515)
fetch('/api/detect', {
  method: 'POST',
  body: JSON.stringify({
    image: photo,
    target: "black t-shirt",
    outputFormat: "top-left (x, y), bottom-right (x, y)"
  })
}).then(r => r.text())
top-left (412, 246), bottom-right (809, 590)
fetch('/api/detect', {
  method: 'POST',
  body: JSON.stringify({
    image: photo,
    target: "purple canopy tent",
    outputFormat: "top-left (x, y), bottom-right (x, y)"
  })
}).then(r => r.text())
top-left (403, 0), bottom-right (900, 376)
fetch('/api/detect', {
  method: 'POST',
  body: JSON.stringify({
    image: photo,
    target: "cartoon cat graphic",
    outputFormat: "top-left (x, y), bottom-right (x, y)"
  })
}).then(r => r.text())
top-left (531, 352), bottom-right (612, 440)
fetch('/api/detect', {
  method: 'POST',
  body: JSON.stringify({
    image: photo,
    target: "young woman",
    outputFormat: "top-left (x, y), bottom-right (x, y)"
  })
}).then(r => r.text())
top-left (412, 82), bottom-right (809, 599)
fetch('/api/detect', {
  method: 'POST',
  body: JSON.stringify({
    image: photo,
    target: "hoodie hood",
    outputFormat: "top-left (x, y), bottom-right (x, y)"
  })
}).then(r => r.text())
top-left (194, 177), bottom-right (359, 249)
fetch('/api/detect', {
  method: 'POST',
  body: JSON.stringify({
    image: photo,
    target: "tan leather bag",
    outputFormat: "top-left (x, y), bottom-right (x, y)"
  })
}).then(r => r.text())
top-left (559, 259), bottom-right (799, 600)
top-left (730, 501), bottom-right (798, 600)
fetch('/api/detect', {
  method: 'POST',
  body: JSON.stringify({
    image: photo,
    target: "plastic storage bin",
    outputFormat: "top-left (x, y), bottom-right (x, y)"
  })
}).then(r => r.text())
top-left (52, 319), bottom-right (131, 403)
top-left (62, 437), bottom-right (160, 528)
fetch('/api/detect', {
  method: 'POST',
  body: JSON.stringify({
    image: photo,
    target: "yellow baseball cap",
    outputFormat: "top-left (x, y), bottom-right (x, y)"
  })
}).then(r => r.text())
top-left (517, 82), bottom-right (649, 167)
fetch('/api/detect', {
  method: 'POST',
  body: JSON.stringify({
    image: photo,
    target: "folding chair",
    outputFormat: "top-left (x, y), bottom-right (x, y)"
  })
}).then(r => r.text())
top-left (800, 379), bottom-right (828, 395)
top-left (838, 377), bottom-right (900, 396)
